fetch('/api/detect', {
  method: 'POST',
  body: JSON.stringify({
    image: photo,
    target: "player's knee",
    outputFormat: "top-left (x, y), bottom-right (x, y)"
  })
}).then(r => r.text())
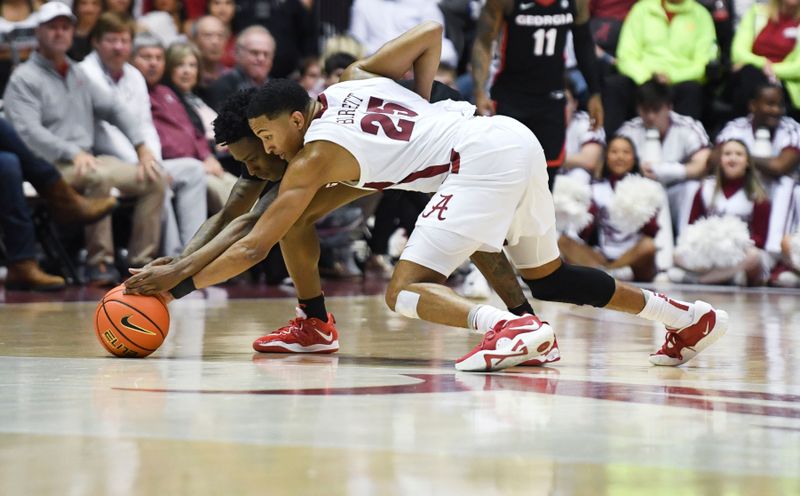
top-left (385, 278), bottom-right (422, 319)
top-left (384, 279), bottom-right (404, 311)
top-left (525, 262), bottom-right (615, 308)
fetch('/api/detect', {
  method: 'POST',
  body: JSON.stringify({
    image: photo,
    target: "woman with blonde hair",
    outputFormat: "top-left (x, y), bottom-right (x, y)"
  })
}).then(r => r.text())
top-left (671, 139), bottom-right (773, 285)
top-left (165, 42), bottom-right (237, 213)
top-left (731, 0), bottom-right (800, 117)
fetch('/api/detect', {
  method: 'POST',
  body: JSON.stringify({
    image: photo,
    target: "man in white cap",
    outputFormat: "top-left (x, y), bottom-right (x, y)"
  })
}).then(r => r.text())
top-left (3, 0), bottom-right (167, 285)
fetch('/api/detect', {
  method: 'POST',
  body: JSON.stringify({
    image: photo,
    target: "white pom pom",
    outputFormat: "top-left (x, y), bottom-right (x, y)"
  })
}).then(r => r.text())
top-left (789, 230), bottom-right (800, 270)
top-left (675, 216), bottom-right (754, 271)
top-left (608, 174), bottom-right (666, 234)
top-left (552, 174), bottom-right (593, 233)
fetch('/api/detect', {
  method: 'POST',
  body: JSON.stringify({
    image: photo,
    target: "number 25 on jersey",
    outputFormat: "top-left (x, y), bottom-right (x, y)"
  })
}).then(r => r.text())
top-left (360, 97), bottom-right (418, 142)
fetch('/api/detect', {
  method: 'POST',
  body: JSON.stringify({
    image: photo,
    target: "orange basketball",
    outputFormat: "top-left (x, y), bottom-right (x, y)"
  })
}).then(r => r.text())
top-left (94, 285), bottom-right (170, 358)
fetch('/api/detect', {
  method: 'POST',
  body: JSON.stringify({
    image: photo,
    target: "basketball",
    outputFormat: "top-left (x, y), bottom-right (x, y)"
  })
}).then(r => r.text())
top-left (94, 285), bottom-right (170, 358)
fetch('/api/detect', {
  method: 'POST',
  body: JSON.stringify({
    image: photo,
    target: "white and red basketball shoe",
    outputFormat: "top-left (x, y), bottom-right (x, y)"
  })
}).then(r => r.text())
top-left (649, 300), bottom-right (728, 366)
top-left (252, 307), bottom-right (339, 354)
top-left (518, 337), bottom-right (560, 366)
top-left (455, 315), bottom-right (556, 372)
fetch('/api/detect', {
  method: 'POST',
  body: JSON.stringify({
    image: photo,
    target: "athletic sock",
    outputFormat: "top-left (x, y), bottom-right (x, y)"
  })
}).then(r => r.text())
top-left (637, 290), bottom-right (694, 329)
top-left (467, 305), bottom-right (518, 333)
top-left (508, 301), bottom-right (535, 316)
top-left (298, 294), bottom-right (328, 322)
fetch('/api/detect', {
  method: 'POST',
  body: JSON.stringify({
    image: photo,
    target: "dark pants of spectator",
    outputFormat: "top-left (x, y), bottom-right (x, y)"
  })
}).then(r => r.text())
top-left (731, 64), bottom-right (800, 119)
top-left (603, 75), bottom-right (704, 136)
top-left (369, 190), bottom-right (430, 255)
top-left (0, 119), bottom-right (61, 263)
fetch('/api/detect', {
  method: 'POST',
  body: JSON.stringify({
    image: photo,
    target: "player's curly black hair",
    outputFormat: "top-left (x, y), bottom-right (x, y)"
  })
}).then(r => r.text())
top-left (246, 78), bottom-right (311, 120)
top-left (213, 88), bottom-right (257, 146)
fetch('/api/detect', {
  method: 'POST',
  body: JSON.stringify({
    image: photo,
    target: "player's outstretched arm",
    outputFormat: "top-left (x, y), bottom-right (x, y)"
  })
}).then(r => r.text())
top-left (180, 177), bottom-right (268, 258)
top-left (190, 146), bottom-right (341, 290)
top-left (124, 182), bottom-right (280, 295)
top-left (136, 177), bottom-right (267, 272)
top-left (343, 21), bottom-right (443, 100)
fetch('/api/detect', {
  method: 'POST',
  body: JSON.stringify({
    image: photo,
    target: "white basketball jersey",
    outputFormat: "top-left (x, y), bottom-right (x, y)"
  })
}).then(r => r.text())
top-left (304, 77), bottom-right (476, 192)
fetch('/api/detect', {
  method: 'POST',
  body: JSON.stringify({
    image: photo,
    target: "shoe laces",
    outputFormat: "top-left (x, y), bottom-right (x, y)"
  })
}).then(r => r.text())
top-left (663, 330), bottom-right (693, 353)
top-left (479, 320), bottom-right (508, 347)
top-left (476, 330), bottom-right (496, 349)
top-left (276, 315), bottom-right (307, 336)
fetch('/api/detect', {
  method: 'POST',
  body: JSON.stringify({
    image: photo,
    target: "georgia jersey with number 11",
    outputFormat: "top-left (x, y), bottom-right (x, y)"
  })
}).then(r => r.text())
top-left (492, 0), bottom-right (576, 98)
top-left (303, 77), bottom-right (476, 192)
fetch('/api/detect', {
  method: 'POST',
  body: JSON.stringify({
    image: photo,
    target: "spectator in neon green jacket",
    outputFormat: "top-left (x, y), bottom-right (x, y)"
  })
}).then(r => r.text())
top-left (730, 0), bottom-right (800, 118)
top-left (603, 0), bottom-right (717, 135)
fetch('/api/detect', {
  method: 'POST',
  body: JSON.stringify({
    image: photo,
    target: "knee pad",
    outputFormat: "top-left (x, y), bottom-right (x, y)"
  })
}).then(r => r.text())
top-left (525, 263), bottom-right (615, 308)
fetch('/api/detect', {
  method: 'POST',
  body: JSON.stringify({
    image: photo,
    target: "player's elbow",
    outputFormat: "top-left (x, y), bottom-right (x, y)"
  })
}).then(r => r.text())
top-left (237, 238), bottom-right (269, 264)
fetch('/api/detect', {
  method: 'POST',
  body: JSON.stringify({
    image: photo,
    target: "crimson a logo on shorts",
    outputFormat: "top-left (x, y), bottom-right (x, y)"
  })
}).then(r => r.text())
top-left (421, 194), bottom-right (453, 221)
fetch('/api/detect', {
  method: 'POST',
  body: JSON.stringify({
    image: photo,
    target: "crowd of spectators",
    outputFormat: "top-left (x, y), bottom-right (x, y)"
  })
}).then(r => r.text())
top-left (1, 0), bottom-right (800, 292)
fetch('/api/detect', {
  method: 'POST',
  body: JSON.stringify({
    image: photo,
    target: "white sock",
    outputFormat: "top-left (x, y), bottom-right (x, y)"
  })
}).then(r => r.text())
top-left (467, 305), bottom-right (517, 333)
top-left (637, 290), bottom-right (694, 328)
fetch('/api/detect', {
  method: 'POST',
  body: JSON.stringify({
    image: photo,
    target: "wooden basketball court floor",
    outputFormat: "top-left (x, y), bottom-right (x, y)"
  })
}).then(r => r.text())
top-left (1, 282), bottom-right (799, 495)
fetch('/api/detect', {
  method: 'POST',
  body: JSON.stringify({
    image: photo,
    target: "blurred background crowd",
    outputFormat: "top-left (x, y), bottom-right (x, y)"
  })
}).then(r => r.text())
top-left (1, 0), bottom-right (800, 295)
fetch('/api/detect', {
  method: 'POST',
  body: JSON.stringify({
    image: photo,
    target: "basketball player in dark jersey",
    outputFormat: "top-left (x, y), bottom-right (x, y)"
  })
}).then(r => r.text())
top-left (472, 0), bottom-right (603, 189)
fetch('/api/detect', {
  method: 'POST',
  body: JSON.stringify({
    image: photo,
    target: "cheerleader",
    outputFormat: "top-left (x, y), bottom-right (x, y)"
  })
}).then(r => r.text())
top-left (558, 136), bottom-right (663, 282)
top-left (671, 139), bottom-right (772, 285)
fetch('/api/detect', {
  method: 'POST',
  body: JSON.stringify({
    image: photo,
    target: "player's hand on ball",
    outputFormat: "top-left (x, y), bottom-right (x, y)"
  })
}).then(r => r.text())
top-left (129, 256), bottom-right (176, 275)
top-left (124, 264), bottom-right (184, 295)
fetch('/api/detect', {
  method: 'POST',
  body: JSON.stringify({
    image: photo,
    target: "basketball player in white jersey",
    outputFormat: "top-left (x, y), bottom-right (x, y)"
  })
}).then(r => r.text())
top-left (127, 22), bottom-right (728, 371)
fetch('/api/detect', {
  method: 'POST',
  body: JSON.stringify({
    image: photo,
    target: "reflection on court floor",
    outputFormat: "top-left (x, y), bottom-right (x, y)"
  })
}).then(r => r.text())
top-left (1, 285), bottom-right (798, 495)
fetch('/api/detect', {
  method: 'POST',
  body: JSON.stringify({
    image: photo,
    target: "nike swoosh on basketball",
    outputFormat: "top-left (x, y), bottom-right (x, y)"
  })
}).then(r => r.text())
top-left (121, 315), bottom-right (157, 335)
top-left (315, 329), bottom-right (335, 343)
top-left (520, 2), bottom-right (536, 10)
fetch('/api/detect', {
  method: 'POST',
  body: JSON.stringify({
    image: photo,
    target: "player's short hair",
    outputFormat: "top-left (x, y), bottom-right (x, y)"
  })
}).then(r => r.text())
top-left (323, 51), bottom-right (356, 76)
top-left (636, 79), bottom-right (673, 110)
top-left (246, 78), bottom-right (311, 120)
top-left (214, 88), bottom-right (257, 146)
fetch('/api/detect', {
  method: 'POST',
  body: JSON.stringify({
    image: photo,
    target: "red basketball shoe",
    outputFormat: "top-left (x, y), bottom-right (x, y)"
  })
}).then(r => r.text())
top-left (455, 315), bottom-right (555, 372)
top-left (649, 301), bottom-right (728, 366)
top-left (252, 308), bottom-right (339, 354)
top-left (518, 337), bottom-right (560, 366)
